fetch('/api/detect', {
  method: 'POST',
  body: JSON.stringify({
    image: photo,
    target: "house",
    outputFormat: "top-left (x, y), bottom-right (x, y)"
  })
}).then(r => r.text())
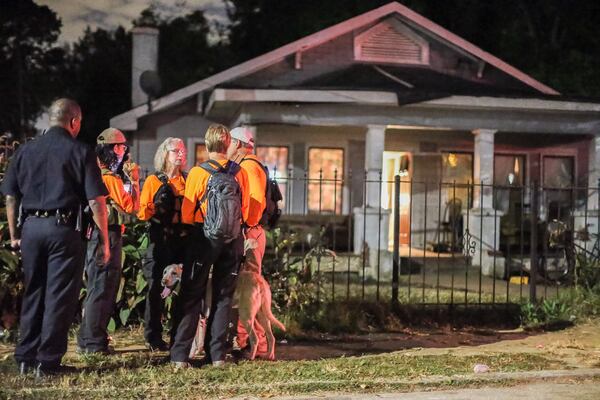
top-left (111, 2), bottom-right (600, 278)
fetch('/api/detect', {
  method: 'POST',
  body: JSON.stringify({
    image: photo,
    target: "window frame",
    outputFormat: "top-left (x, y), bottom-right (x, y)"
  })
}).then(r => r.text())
top-left (307, 146), bottom-right (345, 214)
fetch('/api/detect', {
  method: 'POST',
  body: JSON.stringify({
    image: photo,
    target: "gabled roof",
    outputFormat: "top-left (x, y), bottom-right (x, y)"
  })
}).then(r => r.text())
top-left (112, 1), bottom-right (559, 130)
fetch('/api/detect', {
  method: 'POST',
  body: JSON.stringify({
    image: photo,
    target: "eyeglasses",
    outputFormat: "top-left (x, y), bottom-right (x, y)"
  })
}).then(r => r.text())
top-left (116, 143), bottom-right (128, 150)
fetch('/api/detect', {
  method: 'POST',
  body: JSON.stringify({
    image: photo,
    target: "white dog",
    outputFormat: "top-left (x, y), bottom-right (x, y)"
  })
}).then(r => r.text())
top-left (234, 239), bottom-right (286, 361)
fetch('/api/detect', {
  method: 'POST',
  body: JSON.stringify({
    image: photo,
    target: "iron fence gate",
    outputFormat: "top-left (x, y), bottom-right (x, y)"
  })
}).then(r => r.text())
top-left (264, 169), bottom-right (600, 307)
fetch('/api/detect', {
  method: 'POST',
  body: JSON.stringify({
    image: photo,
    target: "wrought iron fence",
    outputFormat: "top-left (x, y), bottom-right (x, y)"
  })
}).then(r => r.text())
top-left (264, 168), bottom-right (600, 307)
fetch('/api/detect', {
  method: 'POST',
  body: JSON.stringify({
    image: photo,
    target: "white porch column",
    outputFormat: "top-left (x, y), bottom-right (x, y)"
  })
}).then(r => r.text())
top-left (466, 129), bottom-right (504, 278)
top-left (365, 125), bottom-right (386, 207)
top-left (353, 125), bottom-right (392, 277)
top-left (574, 135), bottom-right (600, 250)
top-left (587, 135), bottom-right (600, 210)
top-left (472, 129), bottom-right (496, 209)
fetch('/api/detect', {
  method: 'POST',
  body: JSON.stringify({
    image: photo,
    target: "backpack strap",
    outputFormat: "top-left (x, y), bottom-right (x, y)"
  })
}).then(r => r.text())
top-left (154, 171), bottom-right (169, 185)
top-left (199, 159), bottom-right (225, 175)
top-left (241, 157), bottom-right (269, 179)
top-left (101, 168), bottom-right (115, 176)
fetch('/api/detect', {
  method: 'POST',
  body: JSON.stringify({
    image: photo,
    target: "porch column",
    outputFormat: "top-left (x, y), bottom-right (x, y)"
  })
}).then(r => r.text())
top-left (466, 129), bottom-right (504, 277)
top-left (587, 135), bottom-right (600, 210)
top-left (353, 125), bottom-right (392, 277)
top-left (365, 125), bottom-right (386, 207)
top-left (472, 129), bottom-right (496, 209)
top-left (574, 135), bottom-right (600, 249)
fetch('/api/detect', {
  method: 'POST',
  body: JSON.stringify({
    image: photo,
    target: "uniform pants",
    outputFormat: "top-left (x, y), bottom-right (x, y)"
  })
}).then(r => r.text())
top-left (142, 224), bottom-right (187, 346)
top-left (77, 227), bottom-right (122, 352)
top-left (14, 217), bottom-right (85, 367)
top-left (236, 225), bottom-right (268, 353)
top-left (170, 225), bottom-right (243, 363)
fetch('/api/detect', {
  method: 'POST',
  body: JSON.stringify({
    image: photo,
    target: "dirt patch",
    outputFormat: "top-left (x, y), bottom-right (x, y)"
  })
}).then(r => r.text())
top-left (1, 321), bottom-right (599, 367)
top-left (276, 321), bottom-right (600, 365)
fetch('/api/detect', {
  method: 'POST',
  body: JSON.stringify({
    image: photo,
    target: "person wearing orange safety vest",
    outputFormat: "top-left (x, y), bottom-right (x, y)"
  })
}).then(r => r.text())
top-left (78, 128), bottom-right (140, 354)
top-left (170, 124), bottom-right (250, 368)
top-left (227, 126), bottom-right (270, 358)
top-left (138, 137), bottom-right (188, 352)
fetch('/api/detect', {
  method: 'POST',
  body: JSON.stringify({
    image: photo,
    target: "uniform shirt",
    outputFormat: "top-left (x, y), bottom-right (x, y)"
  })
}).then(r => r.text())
top-left (181, 159), bottom-right (250, 225)
top-left (138, 173), bottom-right (186, 221)
top-left (240, 155), bottom-right (267, 227)
top-left (1, 126), bottom-right (107, 209)
top-left (102, 173), bottom-right (135, 214)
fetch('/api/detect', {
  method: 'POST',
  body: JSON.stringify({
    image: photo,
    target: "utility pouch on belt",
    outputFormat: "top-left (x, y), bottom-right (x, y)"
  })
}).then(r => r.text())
top-left (77, 204), bottom-right (94, 240)
top-left (16, 203), bottom-right (25, 228)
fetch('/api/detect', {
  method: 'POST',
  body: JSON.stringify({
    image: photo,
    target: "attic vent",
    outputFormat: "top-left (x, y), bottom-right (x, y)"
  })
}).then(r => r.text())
top-left (355, 19), bottom-right (429, 65)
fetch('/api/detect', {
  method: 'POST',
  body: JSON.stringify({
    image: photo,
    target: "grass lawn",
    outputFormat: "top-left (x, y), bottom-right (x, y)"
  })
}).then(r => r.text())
top-left (0, 338), bottom-right (565, 399)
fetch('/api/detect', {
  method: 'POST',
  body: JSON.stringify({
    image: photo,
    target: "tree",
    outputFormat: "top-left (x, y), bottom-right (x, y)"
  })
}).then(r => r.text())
top-left (0, 0), bottom-right (66, 139)
top-left (133, 7), bottom-right (229, 96)
top-left (61, 27), bottom-right (132, 144)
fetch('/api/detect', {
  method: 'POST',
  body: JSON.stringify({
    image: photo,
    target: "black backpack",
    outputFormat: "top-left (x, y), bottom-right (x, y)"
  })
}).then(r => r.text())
top-left (152, 172), bottom-right (186, 225)
top-left (241, 157), bottom-right (282, 229)
top-left (198, 160), bottom-right (242, 243)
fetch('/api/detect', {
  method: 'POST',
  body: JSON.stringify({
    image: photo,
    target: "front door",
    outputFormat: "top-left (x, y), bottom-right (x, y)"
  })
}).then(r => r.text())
top-left (382, 151), bottom-right (411, 247)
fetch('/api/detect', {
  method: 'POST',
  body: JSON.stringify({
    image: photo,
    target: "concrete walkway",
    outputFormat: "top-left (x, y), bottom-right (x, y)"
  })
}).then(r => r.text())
top-left (290, 382), bottom-right (600, 399)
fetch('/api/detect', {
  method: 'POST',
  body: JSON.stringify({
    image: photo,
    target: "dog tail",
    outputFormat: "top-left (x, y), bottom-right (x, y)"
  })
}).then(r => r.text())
top-left (261, 276), bottom-right (286, 332)
top-left (268, 310), bottom-right (286, 332)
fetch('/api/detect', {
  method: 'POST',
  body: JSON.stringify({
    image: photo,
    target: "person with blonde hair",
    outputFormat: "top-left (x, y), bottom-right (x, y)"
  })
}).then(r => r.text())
top-left (138, 137), bottom-right (188, 351)
top-left (170, 124), bottom-right (249, 368)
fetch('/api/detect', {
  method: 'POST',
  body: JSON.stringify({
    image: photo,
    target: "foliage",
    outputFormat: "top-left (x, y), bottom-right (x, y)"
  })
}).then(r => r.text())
top-left (575, 252), bottom-right (600, 291)
top-left (0, 144), bottom-right (21, 337)
top-left (0, 0), bottom-right (66, 139)
top-left (520, 298), bottom-right (572, 328)
top-left (61, 27), bottom-right (132, 145)
top-left (110, 221), bottom-right (149, 331)
top-left (133, 7), bottom-right (231, 97)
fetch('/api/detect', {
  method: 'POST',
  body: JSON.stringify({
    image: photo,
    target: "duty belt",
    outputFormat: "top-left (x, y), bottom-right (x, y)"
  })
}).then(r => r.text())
top-left (24, 209), bottom-right (77, 226)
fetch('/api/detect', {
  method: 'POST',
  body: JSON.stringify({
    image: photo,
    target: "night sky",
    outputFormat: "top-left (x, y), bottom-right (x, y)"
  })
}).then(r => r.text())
top-left (35, 0), bottom-right (228, 43)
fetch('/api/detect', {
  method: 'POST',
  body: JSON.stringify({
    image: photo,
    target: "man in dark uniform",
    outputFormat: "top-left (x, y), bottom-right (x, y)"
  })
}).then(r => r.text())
top-left (1, 98), bottom-right (110, 376)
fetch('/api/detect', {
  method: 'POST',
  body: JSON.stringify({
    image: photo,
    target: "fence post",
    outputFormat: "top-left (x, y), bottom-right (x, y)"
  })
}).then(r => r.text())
top-left (392, 174), bottom-right (400, 306)
top-left (530, 180), bottom-right (539, 303)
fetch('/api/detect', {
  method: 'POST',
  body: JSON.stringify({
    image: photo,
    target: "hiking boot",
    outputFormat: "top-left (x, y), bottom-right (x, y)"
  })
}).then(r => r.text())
top-left (77, 345), bottom-right (115, 355)
top-left (145, 340), bottom-right (169, 352)
top-left (171, 361), bottom-right (191, 369)
top-left (18, 361), bottom-right (35, 375)
top-left (35, 363), bottom-right (78, 378)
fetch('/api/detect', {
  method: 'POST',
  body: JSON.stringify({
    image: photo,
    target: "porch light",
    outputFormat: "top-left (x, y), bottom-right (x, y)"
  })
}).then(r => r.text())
top-left (448, 153), bottom-right (458, 168)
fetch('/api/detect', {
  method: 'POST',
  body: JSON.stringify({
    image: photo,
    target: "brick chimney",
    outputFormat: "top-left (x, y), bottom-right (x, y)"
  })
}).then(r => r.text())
top-left (131, 27), bottom-right (159, 108)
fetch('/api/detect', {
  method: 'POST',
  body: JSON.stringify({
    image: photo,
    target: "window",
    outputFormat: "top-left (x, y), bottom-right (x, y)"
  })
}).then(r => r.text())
top-left (195, 144), bottom-right (208, 166)
top-left (308, 148), bottom-right (344, 214)
top-left (442, 152), bottom-right (472, 210)
top-left (543, 156), bottom-right (575, 220)
top-left (494, 154), bottom-right (525, 213)
top-left (256, 146), bottom-right (289, 209)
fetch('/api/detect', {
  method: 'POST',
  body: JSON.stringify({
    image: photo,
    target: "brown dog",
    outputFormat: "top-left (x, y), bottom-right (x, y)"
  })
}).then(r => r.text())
top-left (234, 239), bottom-right (285, 360)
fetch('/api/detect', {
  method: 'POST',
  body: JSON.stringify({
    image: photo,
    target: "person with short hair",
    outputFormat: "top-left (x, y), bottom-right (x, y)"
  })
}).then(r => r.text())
top-left (138, 137), bottom-right (188, 351)
top-left (170, 124), bottom-right (249, 368)
top-left (227, 126), bottom-right (269, 357)
top-left (77, 128), bottom-right (140, 354)
top-left (1, 98), bottom-right (110, 376)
